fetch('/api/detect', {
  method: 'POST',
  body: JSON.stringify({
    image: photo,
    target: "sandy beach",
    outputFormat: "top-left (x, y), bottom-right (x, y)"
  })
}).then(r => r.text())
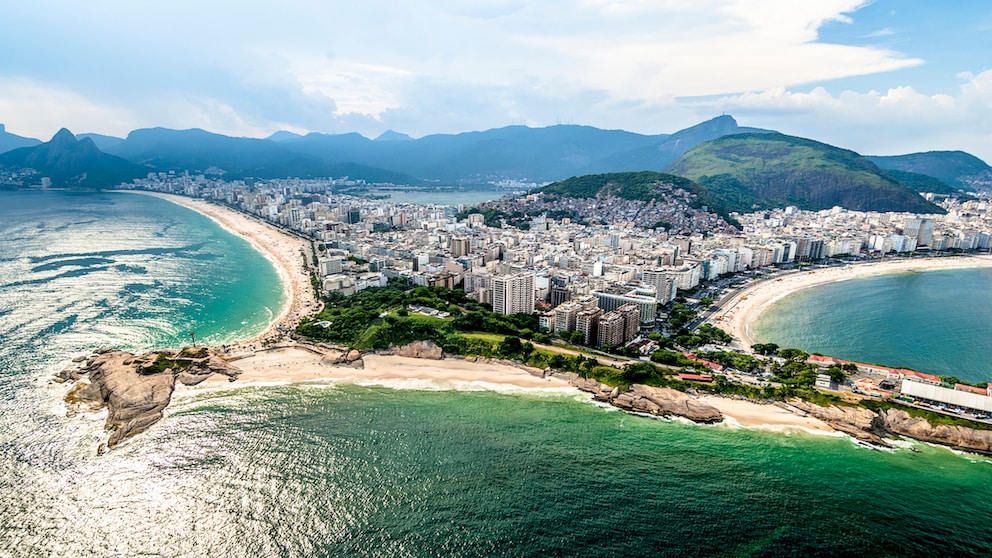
top-left (209, 346), bottom-right (835, 433)
top-left (714, 255), bottom-right (992, 349)
top-left (207, 346), bottom-right (574, 391)
top-left (696, 395), bottom-right (834, 433)
top-left (129, 191), bottom-right (319, 345)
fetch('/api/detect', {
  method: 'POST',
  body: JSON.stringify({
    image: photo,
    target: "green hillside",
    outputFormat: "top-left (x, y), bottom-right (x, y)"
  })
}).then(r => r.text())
top-left (868, 151), bottom-right (989, 190)
top-left (666, 134), bottom-right (945, 214)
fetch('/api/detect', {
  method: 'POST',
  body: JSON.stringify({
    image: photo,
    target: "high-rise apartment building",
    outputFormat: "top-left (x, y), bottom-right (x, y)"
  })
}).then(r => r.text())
top-left (492, 273), bottom-right (535, 316)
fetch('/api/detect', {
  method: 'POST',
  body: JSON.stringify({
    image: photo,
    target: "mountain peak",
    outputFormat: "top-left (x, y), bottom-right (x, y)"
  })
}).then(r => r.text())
top-left (374, 129), bottom-right (413, 142)
top-left (51, 128), bottom-right (78, 144)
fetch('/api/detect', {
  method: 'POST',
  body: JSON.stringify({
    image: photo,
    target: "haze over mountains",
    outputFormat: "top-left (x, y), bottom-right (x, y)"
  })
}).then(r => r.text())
top-left (1, 115), bottom-right (989, 215)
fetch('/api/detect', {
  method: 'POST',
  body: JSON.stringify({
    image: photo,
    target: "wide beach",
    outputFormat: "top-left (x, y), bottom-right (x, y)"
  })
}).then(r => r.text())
top-left (713, 255), bottom-right (992, 349)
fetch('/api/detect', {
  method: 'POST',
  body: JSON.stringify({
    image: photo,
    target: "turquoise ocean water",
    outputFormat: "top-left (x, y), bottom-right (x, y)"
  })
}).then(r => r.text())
top-left (752, 268), bottom-right (992, 383)
top-left (1, 191), bottom-right (991, 557)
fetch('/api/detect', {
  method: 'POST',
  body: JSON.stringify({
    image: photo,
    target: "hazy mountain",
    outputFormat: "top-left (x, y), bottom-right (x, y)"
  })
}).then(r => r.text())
top-left (867, 151), bottom-right (990, 190)
top-left (0, 124), bottom-right (42, 154)
top-left (374, 129), bottom-right (414, 142)
top-left (666, 133), bottom-right (945, 214)
top-left (78, 132), bottom-right (125, 151)
top-left (106, 127), bottom-right (418, 182)
top-left (279, 124), bottom-right (669, 182)
top-left (266, 130), bottom-right (305, 142)
top-left (0, 128), bottom-right (150, 188)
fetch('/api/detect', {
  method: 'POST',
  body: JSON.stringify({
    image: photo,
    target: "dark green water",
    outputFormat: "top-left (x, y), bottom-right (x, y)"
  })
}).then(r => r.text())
top-left (1, 192), bottom-right (990, 557)
top-left (752, 268), bottom-right (992, 383)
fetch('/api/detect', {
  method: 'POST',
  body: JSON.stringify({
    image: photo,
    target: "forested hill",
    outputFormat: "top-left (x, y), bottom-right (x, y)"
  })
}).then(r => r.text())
top-left (665, 133), bottom-right (946, 214)
top-left (868, 151), bottom-right (991, 191)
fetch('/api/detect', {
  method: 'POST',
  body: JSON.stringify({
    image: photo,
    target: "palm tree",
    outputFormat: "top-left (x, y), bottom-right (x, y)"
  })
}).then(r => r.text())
top-left (189, 331), bottom-right (196, 347)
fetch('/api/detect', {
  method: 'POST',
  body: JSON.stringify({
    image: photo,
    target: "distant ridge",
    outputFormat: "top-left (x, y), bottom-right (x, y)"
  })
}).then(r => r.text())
top-left (374, 129), bottom-right (414, 142)
top-left (6, 116), bottom-right (988, 203)
top-left (868, 151), bottom-right (991, 191)
top-left (0, 124), bottom-right (42, 154)
top-left (0, 128), bottom-right (150, 188)
top-left (666, 133), bottom-right (945, 214)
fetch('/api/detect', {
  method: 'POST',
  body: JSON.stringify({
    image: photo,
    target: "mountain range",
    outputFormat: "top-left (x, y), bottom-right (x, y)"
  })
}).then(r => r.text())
top-left (0, 129), bottom-right (150, 188)
top-left (0, 116), bottom-right (987, 214)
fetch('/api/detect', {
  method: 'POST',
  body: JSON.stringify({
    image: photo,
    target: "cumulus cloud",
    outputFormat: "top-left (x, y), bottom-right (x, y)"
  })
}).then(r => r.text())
top-left (709, 70), bottom-right (992, 160)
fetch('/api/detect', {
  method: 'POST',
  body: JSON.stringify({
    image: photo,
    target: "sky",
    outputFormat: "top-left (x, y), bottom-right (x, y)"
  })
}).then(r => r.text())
top-left (2, 1), bottom-right (991, 161)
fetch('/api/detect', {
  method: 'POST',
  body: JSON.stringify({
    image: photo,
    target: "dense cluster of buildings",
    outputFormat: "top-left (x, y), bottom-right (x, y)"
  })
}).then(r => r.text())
top-left (124, 172), bottom-right (992, 351)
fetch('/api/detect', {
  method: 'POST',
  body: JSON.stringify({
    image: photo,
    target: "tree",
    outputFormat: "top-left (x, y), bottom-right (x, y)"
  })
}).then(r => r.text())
top-left (549, 354), bottom-right (569, 370)
top-left (497, 336), bottom-right (523, 358)
top-left (533, 332), bottom-right (551, 344)
top-left (752, 343), bottom-right (779, 356)
top-left (778, 348), bottom-right (809, 362)
top-left (699, 296), bottom-right (714, 307)
top-left (569, 331), bottom-right (586, 345)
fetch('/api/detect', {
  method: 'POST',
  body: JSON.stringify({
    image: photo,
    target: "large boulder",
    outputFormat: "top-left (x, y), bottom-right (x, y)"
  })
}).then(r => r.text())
top-left (392, 340), bottom-right (443, 360)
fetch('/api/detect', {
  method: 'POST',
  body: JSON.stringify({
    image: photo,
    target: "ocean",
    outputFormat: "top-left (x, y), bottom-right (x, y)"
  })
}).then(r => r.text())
top-left (1, 191), bottom-right (991, 557)
top-left (752, 268), bottom-right (992, 383)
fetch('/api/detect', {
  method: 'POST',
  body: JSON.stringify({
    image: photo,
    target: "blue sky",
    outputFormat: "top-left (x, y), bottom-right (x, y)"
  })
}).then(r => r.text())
top-left (2, 1), bottom-right (991, 161)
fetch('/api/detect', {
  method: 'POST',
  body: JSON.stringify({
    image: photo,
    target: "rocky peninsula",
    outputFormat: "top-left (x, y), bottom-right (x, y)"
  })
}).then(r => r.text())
top-left (59, 347), bottom-right (240, 452)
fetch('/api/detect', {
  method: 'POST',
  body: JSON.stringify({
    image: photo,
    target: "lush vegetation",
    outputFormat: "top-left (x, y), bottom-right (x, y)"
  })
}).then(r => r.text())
top-left (297, 282), bottom-right (538, 350)
top-left (666, 133), bottom-right (945, 214)
top-left (867, 150), bottom-right (988, 190)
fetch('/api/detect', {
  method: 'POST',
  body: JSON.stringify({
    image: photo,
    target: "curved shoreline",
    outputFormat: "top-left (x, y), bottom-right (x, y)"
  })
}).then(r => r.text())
top-left (125, 191), bottom-right (319, 346)
top-left (714, 255), bottom-right (992, 350)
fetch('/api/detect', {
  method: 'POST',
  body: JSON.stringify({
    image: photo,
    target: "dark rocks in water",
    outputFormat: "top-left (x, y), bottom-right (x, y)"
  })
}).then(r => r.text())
top-left (62, 348), bottom-right (241, 451)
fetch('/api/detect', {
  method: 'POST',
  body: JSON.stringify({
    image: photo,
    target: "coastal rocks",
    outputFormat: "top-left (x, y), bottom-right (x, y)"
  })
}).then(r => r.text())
top-left (389, 340), bottom-right (443, 360)
top-left (787, 399), bottom-right (889, 445)
top-left (882, 409), bottom-right (992, 455)
top-left (62, 348), bottom-right (242, 451)
top-left (569, 376), bottom-right (723, 423)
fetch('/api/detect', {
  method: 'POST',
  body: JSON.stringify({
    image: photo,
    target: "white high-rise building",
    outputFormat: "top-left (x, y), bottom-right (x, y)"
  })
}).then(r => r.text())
top-left (492, 273), bottom-right (535, 316)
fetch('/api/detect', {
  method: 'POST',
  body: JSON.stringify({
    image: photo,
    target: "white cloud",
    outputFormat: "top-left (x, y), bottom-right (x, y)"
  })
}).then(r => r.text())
top-left (0, 79), bottom-right (140, 140)
top-left (709, 70), bottom-right (992, 161)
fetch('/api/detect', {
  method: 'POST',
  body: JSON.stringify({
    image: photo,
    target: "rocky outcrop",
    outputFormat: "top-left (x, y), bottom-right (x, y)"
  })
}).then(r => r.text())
top-left (787, 398), bottom-right (889, 445)
top-left (389, 340), bottom-right (443, 360)
top-left (569, 376), bottom-right (723, 423)
top-left (882, 408), bottom-right (992, 455)
top-left (787, 399), bottom-right (992, 454)
top-left (62, 348), bottom-right (241, 451)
